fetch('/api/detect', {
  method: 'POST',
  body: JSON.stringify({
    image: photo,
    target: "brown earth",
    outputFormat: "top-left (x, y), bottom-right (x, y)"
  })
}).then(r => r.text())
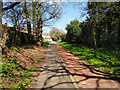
top-left (2, 45), bottom-right (48, 88)
top-left (55, 44), bottom-right (119, 88)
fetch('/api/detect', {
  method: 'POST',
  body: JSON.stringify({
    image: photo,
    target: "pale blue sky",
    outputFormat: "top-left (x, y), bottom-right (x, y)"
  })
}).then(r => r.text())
top-left (43, 2), bottom-right (89, 33)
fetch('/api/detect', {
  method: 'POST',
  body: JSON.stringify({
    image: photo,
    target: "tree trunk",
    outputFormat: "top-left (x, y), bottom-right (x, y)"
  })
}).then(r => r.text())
top-left (32, 2), bottom-right (36, 41)
top-left (93, 29), bottom-right (97, 49)
top-left (37, 2), bottom-right (40, 42)
top-left (0, 1), bottom-right (2, 46)
top-left (14, 18), bottom-right (18, 44)
top-left (22, 2), bottom-right (31, 42)
top-left (118, 18), bottom-right (120, 47)
top-left (89, 26), bottom-right (94, 47)
top-left (2, 23), bottom-right (8, 49)
top-left (107, 21), bottom-right (112, 47)
top-left (14, 28), bottom-right (17, 44)
top-left (37, 2), bottom-right (43, 46)
top-left (96, 28), bottom-right (101, 48)
top-left (91, 24), bottom-right (97, 49)
top-left (39, 19), bottom-right (43, 45)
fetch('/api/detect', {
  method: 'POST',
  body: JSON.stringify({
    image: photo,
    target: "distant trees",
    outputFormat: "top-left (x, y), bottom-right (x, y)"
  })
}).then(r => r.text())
top-left (65, 2), bottom-right (120, 49)
top-left (49, 27), bottom-right (66, 41)
top-left (66, 20), bottom-right (81, 43)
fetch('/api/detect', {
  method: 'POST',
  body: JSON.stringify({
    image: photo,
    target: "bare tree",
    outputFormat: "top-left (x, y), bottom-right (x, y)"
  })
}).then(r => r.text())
top-left (32, 2), bottom-right (37, 40)
top-left (36, 1), bottom-right (62, 45)
top-left (22, 2), bottom-right (32, 41)
top-left (2, 1), bottom-right (62, 46)
top-left (2, 2), bottom-right (21, 12)
top-left (2, 2), bottom-right (26, 44)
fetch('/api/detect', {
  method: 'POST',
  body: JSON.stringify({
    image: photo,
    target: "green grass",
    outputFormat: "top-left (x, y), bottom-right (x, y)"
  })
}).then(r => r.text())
top-left (56, 42), bottom-right (120, 78)
top-left (10, 46), bottom-right (19, 52)
top-left (2, 57), bottom-right (33, 88)
top-left (42, 42), bottom-right (49, 48)
top-left (23, 50), bottom-right (28, 52)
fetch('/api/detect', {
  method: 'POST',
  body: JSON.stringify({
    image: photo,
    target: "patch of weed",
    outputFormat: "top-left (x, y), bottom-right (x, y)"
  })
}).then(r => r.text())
top-left (42, 42), bottom-right (49, 48)
top-left (23, 50), bottom-right (28, 52)
top-left (10, 47), bottom-right (19, 52)
top-left (35, 58), bottom-right (42, 63)
top-left (2, 56), bottom-right (33, 88)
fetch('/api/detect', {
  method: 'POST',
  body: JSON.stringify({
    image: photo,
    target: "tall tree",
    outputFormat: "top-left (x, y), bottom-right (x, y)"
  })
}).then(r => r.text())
top-left (36, 2), bottom-right (42, 45)
top-left (88, 2), bottom-right (97, 49)
top-left (66, 20), bottom-right (81, 43)
top-left (36, 1), bottom-right (62, 45)
top-left (32, 2), bottom-right (37, 40)
top-left (2, 2), bottom-right (26, 44)
top-left (22, 2), bottom-right (31, 41)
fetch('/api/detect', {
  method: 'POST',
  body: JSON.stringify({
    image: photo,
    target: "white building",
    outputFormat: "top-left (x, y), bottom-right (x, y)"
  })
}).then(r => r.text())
top-left (43, 35), bottom-right (52, 42)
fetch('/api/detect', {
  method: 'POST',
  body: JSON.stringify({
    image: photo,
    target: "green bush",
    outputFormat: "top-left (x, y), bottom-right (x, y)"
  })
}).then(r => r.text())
top-left (42, 42), bottom-right (49, 47)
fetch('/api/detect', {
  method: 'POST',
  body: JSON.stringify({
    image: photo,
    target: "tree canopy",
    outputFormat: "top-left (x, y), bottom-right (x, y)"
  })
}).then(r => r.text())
top-left (65, 2), bottom-right (120, 49)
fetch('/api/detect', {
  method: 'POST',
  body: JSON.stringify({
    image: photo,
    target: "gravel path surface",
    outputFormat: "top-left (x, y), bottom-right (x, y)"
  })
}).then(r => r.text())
top-left (35, 43), bottom-right (75, 89)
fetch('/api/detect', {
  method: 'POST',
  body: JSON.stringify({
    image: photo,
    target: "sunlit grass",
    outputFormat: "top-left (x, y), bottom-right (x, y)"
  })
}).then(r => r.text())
top-left (56, 42), bottom-right (120, 78)
top-left (42, 42), bottom-right (49, 47)
top-left (2, 57), bottom-right (32, 88)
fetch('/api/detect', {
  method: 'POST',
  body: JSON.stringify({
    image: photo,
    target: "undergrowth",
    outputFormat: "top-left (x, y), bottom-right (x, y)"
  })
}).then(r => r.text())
top-left (2, 56), bottom-right (33, 88)
top-left (42, 42), bottom-right (49, 48)
top-left (2, 42), bottom-right (48, 88)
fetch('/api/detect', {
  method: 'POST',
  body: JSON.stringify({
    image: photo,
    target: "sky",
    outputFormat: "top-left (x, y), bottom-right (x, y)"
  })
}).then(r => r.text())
top-left (2, 2), bottom-right (89, 33)
top-left (43, 2), bottom-right (89, 33)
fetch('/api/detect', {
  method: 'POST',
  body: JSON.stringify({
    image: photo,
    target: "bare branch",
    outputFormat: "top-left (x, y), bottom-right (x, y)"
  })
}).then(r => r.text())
top-left (2, 2), bottom-right (21, 12)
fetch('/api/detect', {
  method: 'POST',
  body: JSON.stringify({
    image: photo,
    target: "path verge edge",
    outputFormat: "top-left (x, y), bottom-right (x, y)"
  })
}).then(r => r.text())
top-left (55, 44), bottom-right (79, 89)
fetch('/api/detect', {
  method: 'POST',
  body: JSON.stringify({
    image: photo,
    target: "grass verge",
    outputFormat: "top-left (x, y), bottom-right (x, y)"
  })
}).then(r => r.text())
top-left (2, 57), bottom-right (32, 88)
top-left (56, 42), bottom-right (120, 78)
top-left (2, 44), bottom-right (48, 88)
top-left (42, 42), bottom-right (49, 48)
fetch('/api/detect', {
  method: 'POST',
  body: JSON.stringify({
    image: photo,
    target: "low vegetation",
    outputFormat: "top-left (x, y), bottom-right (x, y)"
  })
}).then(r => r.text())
top-left (2, 43), bottom-right (48, 88)
top-left (56, 42), bottom-right (120, 78)
top-left (42, 42), bottom-right (49, 48)
top-left (2, 57), bottom-right (32, 88)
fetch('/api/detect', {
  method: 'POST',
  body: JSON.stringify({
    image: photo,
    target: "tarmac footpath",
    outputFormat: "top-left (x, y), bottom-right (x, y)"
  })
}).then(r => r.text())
top-left (35, 43), bottom-right (76, 89)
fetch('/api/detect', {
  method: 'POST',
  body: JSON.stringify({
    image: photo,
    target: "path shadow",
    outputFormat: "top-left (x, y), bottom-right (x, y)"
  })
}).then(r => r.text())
top-left (35, 44), bottom-right (77, 89)
top-left (55, 44), bottom-right (120, 89)
top-left (35, 44), bottom-right (120, 89)
top-left (65, 60), bottom-right (120, 82)
top-left (40, 63), bottom-right (76, 89)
